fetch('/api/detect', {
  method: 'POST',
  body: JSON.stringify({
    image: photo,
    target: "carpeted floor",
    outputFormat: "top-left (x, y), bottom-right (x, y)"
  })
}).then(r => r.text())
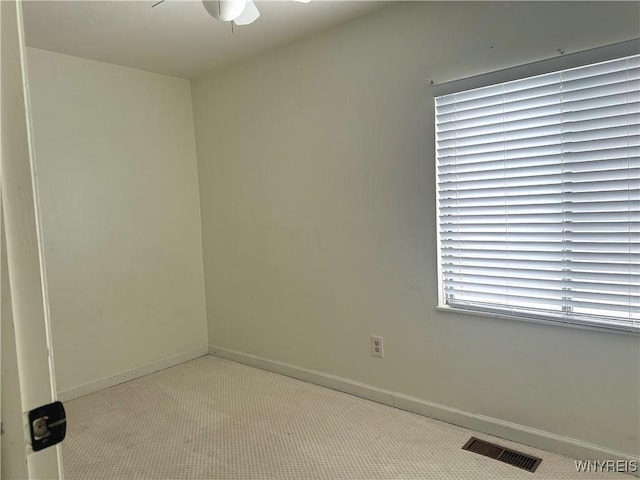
top-left (61, 355), bottom-right (628, 479)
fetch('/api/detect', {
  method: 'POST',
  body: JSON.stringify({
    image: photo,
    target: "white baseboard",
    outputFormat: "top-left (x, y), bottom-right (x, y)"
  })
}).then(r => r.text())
top-left (210, 344), bottom-right (639, 470)
top-left (57, 346), bottom-right (209, 401)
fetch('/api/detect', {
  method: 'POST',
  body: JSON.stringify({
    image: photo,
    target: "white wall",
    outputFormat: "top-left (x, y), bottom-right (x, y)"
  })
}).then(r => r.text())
top-left (1, 216), bottom-right (29, 480)
top-left (192, 2), bottom-right (640, 458)
top-left (26, 48), bottom-right (208, 395)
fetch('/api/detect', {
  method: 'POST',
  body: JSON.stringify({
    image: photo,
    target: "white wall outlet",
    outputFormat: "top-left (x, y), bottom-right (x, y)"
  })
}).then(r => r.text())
top-left (370, 335), bottom-right (383, 358)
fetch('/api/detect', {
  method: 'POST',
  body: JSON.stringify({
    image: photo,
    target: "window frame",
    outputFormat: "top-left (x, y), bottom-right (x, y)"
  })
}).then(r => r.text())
top-left (432, 39), bottom-right (640, 335)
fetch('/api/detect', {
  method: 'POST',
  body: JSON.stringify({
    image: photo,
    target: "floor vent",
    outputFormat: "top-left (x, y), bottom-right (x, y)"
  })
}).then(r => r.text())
top-left (462, 437), bottom-right (542, 473)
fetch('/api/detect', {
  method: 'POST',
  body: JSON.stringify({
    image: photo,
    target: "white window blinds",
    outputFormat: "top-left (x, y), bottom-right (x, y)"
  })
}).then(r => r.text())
top-left (435, 54), bottom-right (640, 332)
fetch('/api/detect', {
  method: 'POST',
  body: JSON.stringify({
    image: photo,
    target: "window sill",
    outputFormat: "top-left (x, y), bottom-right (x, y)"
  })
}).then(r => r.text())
top-left (435, 305), bottom-right (640, 336)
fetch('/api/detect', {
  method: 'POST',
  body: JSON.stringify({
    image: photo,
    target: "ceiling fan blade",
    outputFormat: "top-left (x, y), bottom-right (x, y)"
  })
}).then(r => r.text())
top-left (233, 0), bottom-right (260, 25)
top-left (151, 0), bottom-right (166, 7)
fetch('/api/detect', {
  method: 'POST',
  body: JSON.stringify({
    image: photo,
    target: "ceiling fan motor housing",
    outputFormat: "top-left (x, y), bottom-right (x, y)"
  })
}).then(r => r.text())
top-left (202, 0), bottom-right (247, 22)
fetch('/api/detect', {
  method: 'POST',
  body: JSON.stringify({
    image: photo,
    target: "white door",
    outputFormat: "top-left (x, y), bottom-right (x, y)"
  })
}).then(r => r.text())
top-left (1, 0), bottom-right (64, 478)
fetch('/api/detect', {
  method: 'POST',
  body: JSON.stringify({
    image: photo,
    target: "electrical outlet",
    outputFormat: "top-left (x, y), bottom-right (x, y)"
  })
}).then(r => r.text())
top-left (370, 335), bottom-right (383, 358)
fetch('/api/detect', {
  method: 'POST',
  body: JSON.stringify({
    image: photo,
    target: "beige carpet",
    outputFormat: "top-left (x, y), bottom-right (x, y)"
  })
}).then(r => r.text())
top-left (61, 356), bottom-right (628, 479)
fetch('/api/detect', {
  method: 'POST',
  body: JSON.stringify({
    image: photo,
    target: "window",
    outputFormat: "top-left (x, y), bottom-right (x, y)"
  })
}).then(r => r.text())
top-left (434, 44), bottom-right (639, 332)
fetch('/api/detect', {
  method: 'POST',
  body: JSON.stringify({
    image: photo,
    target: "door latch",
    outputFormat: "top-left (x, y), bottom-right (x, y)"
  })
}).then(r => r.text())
top-left (28, 401), bottom-right (66, 451)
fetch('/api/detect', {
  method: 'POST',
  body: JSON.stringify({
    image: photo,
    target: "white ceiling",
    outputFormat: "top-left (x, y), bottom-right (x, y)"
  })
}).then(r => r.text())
top-left (23, 0), bottom-right (388, 78)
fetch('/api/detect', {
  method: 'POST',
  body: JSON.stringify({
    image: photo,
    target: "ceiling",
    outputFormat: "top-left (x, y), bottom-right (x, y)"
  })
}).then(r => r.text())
top-left (23, 0), bottom-right (388, 79)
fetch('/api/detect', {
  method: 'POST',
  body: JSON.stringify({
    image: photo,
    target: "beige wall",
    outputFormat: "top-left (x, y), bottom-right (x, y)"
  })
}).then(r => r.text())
top-left (192, 2), bottom-right (640, 456)
top-left (26, 48), bottom-right (208, 394)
